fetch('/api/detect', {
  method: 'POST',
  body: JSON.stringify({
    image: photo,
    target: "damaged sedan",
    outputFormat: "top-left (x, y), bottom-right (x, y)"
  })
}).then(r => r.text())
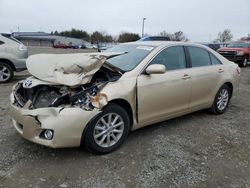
top-left (10, 41), bottom-right (240, 153)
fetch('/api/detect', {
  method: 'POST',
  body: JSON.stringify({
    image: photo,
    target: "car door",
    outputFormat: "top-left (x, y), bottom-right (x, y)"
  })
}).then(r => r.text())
top-left (186, 46), bottom-right (225, 109)
top-left (137, 46), bottom-right (192, 124)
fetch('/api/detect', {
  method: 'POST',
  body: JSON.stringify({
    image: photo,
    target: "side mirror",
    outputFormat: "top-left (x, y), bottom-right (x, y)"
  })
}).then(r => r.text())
top-left (145, 64), bottom-right (166, 75)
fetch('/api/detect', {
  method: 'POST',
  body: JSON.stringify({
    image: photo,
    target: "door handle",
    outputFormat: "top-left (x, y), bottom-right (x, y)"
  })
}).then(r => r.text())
top-left (182, 74), bottom-right (191, 80)
top-left (218, 68), bottom-right (224, 73)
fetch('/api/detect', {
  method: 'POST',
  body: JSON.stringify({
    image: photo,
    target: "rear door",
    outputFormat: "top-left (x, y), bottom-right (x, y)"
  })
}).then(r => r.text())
top-left (186, 46), bottom-right (225, 109)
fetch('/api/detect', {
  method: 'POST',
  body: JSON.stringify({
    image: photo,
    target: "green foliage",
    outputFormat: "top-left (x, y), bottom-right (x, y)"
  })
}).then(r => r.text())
top-left (90, 31), bottom-right (114, 44)
top-left (52, 28), bottom-right (90, 41)
top-left (118, 32), bottom-right (140, 43)
top-left (90, 31), bottom-right (104, 43)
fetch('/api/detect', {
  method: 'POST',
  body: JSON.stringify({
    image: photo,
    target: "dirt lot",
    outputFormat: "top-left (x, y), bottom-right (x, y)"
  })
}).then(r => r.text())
top-left (0, 48), bottom-right (250, 187)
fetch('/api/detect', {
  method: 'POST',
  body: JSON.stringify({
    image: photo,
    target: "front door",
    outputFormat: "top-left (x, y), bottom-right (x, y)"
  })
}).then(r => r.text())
top-left (137, 46), bottom-right (192, 124)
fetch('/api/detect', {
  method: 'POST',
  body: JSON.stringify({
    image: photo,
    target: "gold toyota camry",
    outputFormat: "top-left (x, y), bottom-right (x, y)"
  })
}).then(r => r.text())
top-left (10, 41), bottom-right (240, 153)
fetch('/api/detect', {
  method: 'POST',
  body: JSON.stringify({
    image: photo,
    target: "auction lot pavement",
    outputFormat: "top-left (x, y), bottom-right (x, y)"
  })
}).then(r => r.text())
top-left (0, 48), bottom-right (250, 187)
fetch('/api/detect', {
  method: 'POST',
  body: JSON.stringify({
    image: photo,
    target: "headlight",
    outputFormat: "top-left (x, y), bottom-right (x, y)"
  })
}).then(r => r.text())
top-left (236, 51), bottom-right (244, 56)
top-left (19, 44), bottom-right (27, 51)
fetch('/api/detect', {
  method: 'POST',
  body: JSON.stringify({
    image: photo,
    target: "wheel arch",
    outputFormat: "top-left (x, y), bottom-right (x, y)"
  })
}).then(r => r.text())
top-left (223, 82), bottom-right (233, 98)
top-left (0, 59), bottom-right (16, 71)
top-left (80, 98), bottom-right (134, 148)
top-left (108, 99), bottom-right (134, 129)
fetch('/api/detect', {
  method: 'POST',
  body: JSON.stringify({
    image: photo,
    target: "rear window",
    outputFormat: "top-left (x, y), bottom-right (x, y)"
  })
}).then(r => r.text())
top-left (209, 53), bottom-right (222, 65)
top-left (1, 34), bottom-right (21, 44)
top-left (188, 46), bottom-right (211, 67)
top-left (0, 40), bottom-right (4, 45)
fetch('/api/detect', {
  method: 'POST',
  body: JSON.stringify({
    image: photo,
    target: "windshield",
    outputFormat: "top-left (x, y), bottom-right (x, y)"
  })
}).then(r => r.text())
top-left (228, 42), bottom-right (250, 48)
top-left (105, 44), bottom-right (155, 72)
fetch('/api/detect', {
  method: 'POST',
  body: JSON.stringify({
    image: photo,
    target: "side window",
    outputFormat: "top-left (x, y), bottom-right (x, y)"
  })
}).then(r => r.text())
top-left (209, 53), bottom-right (222, 65)
top-left (0, 40), bottom-right (4, 45)
top-left (150, 46), bottom-right (186, 71)
top-left (188, 46), bottom-right (211, 67)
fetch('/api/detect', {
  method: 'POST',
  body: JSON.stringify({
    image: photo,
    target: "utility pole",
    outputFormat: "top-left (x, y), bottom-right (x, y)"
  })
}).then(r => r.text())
top-left (142, 18), bottom-right (146, 38)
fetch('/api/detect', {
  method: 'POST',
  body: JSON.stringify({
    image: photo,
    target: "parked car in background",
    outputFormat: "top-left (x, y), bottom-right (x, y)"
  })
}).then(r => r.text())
top-left (80, 44), bottom-right (87, 49)
top-left (138, 36), bottom-right (170, 41)
top-left (201, 43), bottom-right (221, 51)
top-left (53, 43), bottom-right (68, 49)
top-left (0, 33), bottom-right (28, 83)
top-left (10, 41), bottom-right (240, 153)
top-left (217, 41), bottom-right (250, 67)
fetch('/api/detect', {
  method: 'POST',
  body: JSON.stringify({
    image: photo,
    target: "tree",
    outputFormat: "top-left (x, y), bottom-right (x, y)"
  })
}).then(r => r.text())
top-left (118, 32), bottom-right (140, 43)
top-left (103, 35), bottom-right (113, 43)
top-left (53, 29), bottom-right (90, 41)
top-left (159, 30), bottom-right (188, 41)
top-left (172, 31), bottom-right (188, 41)
top-left (214, 29), bottom-right (233, 43)
top-left (91, 31), bottom-right (104, 44)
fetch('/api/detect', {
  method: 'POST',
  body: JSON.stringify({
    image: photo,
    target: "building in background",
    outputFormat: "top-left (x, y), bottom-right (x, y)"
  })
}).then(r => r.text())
top-left (12, 32), bottom-right (87, 47)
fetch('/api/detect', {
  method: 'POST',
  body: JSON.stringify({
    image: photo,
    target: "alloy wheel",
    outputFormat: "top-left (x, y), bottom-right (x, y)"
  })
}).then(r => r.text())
top-left (93, 113), bottom-right (124, 148)
top-left (0, 65), bottom-right (11, 82)
top-left (216, 88), bottom-right (229, 111)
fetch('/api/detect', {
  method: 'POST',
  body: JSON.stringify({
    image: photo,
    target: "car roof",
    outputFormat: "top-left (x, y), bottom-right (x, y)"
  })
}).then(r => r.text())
top-left (126, 41), bottom-right (206, 48)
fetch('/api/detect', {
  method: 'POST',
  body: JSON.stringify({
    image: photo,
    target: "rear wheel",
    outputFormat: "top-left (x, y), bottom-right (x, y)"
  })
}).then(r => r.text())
top-left (83, 103), bottom-right (130, 154)
top-left (0, 62), bottom-right (14, 83)
top-left (210, 84), bottom-right (231, 114)
top-left (239, 58), bottom-right (248, 67)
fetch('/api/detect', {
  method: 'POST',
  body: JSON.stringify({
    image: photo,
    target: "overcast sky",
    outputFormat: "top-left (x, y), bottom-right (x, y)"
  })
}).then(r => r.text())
top-left (0, 0), bottom-right (249, 41)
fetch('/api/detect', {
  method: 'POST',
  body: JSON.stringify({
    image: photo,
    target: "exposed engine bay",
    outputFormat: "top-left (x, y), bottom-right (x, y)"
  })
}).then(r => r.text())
top-left (13, 67), bottom-right (121, 110)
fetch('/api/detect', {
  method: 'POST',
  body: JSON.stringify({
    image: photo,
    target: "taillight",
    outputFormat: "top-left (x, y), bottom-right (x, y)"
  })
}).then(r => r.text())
top-left (236, 67), bottom-right (241, 76)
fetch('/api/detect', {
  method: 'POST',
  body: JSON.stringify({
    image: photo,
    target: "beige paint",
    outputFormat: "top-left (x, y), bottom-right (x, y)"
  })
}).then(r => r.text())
top-left (10, 41), bottom-right (240, 148)
top-left (10, 103), bottom-right (100, 148)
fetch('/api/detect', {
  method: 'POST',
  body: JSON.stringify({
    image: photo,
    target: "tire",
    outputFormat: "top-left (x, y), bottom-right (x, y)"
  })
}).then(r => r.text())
top-left (239, 58), bottom-right (248, 67)
top-left (83, 103), bottom-right (130, 154)
top-left (0, 62), bottom-right (14, 83)
top-left (210, 84), bottom-right (231, 114)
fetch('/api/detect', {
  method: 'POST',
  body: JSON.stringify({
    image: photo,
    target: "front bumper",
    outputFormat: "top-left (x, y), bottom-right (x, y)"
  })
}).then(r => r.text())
top-left (10, 101), bottom-right (100, 148)
top-left (219, 54), bottom-right (245, 63)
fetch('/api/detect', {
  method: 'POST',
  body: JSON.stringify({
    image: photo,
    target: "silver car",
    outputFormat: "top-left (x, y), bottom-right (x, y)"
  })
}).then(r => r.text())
top-left (0, 34), bottom-right (28, 83)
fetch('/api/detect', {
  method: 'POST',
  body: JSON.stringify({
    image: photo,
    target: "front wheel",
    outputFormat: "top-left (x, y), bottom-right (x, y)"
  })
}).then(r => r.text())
top-left (83, 104), bottom-right (130, 154)
top-left (210, 84), bottom-right (231, 114)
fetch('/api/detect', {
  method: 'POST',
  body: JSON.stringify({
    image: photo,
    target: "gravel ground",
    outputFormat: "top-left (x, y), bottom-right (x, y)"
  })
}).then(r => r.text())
top-left (0, 48), bottom-right (250, 187)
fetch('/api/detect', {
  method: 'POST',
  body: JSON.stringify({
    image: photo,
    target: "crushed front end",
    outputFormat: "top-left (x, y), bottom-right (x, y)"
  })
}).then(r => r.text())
top-left (10, 53), bottom-right (123, 148)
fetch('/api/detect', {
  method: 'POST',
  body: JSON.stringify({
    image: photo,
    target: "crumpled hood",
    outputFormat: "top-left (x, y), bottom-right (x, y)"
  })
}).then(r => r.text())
top-left (26, 52), bottom-right (123, 87)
